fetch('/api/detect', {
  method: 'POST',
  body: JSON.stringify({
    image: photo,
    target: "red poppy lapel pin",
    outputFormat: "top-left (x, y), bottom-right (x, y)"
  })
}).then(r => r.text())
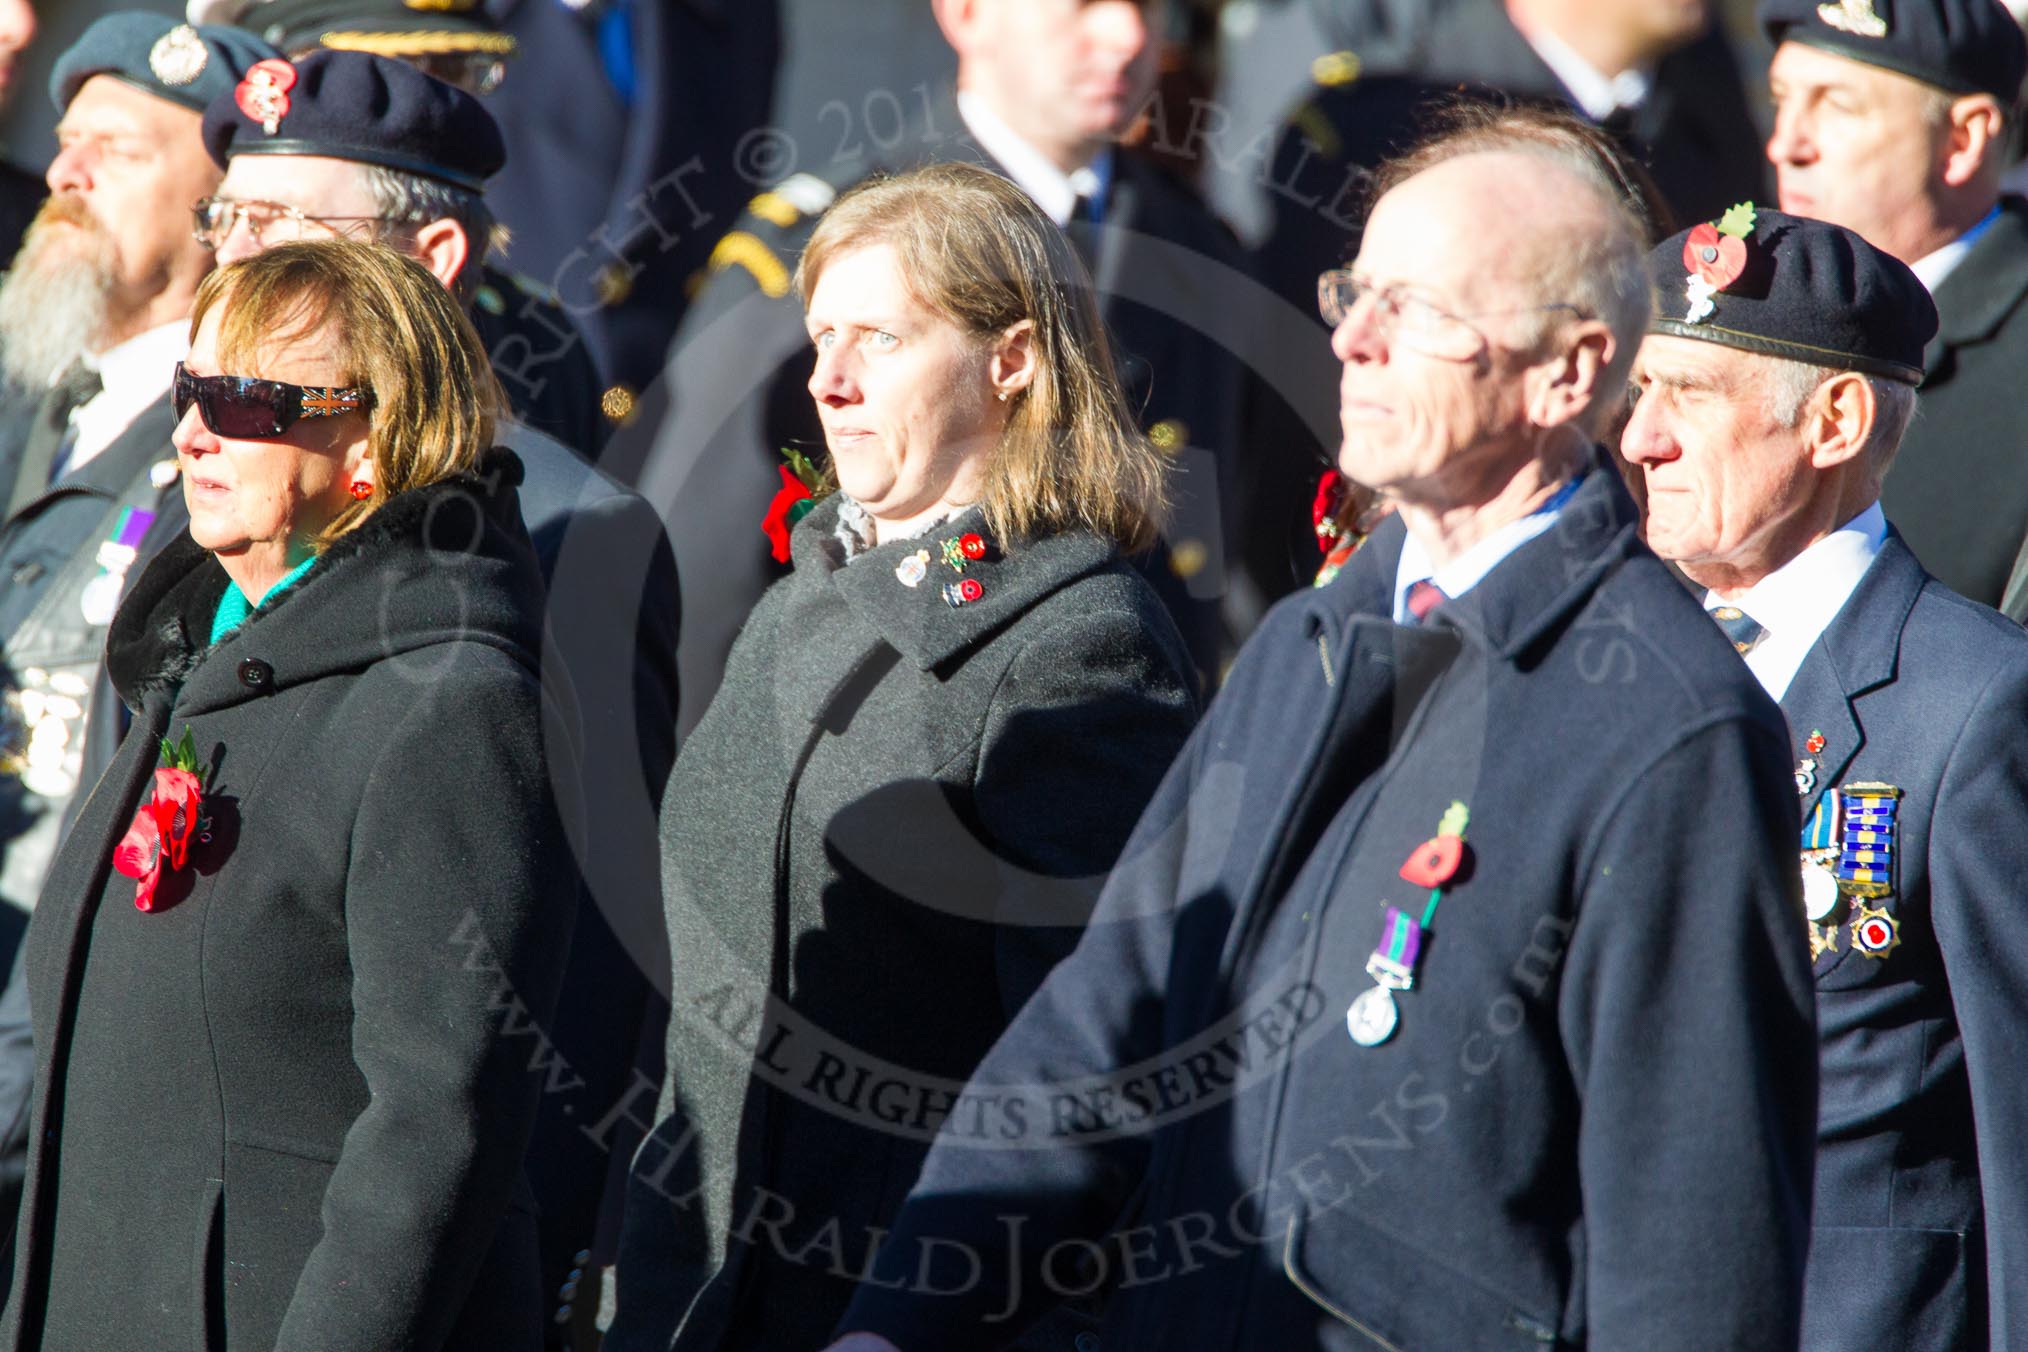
top-left (762, 446), bottom-right (826, 563)
top-left (236, 58), bottom-right (298, 137)
top-left (1683, 202), bottom-right (1756, 324)
top-left (113, 727), bottom-right (210, 912)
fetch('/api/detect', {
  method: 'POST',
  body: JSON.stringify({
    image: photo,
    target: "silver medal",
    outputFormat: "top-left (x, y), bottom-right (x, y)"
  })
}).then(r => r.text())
top-left (1346, 985), bottom-right (1399, 1047)
top-left (79, 571), bottom-right (122, 628)
top-left (1801, 858), bottom-right (1840, 921)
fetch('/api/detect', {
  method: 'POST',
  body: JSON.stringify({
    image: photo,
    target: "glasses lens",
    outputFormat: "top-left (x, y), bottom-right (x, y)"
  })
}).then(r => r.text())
top-left (1318, 271), bottom-right (1357, 326)
top-left (1391, 298), bottom-right (1485, 361)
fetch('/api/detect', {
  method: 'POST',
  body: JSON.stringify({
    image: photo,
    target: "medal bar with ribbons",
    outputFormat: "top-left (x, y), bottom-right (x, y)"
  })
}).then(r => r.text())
top-left (1835, 783), bottom-right (1900, 899)
top-left (1347, 801), bottom-right (1470, 1049)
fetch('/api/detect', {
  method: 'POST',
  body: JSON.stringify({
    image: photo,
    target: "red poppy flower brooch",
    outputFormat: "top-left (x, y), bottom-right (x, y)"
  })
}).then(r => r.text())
top-left (113, 728), bottom-right (210, 912)
top-left (1683, 202), bottom-right (1757, 324)
top-left (762, 446), bottom-right (827, 563)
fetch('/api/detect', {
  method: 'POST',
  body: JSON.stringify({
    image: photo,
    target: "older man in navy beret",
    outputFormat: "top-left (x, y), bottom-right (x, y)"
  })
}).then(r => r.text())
top-left (1625, 203), bottom-right (2028, 1350)
top-left (1761, 0), bottom-right (2028, 619)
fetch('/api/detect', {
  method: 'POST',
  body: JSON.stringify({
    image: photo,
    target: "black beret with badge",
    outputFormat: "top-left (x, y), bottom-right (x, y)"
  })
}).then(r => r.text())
top-left (187, 0), bottom-right (516, 61)
top-left (1647, 203), bottom-right (1940, 385)
top-left (1759, 0), bottom-right (2028, 101)
top-left (200, 49), bottom-right (505, 192)
top-left (49, 13), bottom-right (282, 114)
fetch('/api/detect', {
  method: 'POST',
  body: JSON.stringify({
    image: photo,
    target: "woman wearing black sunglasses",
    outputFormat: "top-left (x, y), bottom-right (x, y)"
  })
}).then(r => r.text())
top-left (1, 240), bottom-right (573, 1352)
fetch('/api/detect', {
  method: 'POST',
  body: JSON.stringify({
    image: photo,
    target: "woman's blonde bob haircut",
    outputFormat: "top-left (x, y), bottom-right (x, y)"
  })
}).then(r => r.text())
top-left (189, 238), bottom-right (504, 548)
top-left (794, 161), bottom-right (1167, 552)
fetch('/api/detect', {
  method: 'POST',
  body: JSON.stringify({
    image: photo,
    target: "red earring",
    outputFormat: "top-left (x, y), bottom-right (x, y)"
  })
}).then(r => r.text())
top-left (348, 480), bottom-right (373, 500)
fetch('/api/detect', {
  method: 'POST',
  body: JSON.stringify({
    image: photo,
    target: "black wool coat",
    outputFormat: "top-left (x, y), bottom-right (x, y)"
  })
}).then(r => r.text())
top-left (606, 495), bottom-right (1200, 1352)
top-left (0, 452), bottom-right (579, 1352)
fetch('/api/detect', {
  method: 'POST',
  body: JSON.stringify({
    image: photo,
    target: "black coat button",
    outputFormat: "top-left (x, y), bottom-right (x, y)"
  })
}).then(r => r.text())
top-left (237, 658), bottom-right (273, 690)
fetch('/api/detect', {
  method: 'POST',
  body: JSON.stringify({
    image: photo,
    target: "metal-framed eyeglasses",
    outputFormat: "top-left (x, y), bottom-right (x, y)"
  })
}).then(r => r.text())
top-left (1317, 269), bottom-right (1584, 361)
top-left (191, 197), bottom-right (399, 251)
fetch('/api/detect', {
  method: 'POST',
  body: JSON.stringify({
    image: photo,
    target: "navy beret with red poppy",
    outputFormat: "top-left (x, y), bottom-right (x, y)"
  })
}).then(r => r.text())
top-left (1647, 205), bottom-right (1937, 385)
top-left (1760, 0), bottom-right (2027, 102)
top-left (200, 49), bottom-right (504, 192)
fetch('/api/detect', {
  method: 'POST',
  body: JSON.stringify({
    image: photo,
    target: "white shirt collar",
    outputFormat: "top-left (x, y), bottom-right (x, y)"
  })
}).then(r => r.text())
top-left (1392, 474), bottom-right (1582, 622)
top-left (1702, 502), bottom-right (1888, 702)
top-left (1521, 22), bottom-right (1652, 122)
top-left (66, 319), bottom-right (187, 476)
top-left (1909, 204), bottom-right (2002, 294)
top-left (956, 90), bottom-right (1107, 228)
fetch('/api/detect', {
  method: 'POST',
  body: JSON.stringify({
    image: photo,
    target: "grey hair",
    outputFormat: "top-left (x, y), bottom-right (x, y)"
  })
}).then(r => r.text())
top-left (1762, 357), bottom-right (1920, 475)
top-left (1525, 177), bottom-right (1651, 409)
top-left (353, 163), bottom-right (504, 296)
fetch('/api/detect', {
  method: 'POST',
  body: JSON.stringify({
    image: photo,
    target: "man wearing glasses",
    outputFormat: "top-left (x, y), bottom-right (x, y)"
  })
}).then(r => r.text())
top-left (819, 113), bottom-right (1817, 1352)
top-left (192, 43), bottom-right (606, 463)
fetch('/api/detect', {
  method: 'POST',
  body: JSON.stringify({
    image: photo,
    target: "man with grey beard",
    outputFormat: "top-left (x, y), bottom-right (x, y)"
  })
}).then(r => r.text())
top-left (0, 16), bottom-right (274, 912)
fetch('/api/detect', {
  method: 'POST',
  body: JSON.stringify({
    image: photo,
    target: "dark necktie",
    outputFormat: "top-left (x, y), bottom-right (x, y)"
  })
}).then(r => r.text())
top-left (1066, 192), bottom-right (1100, 275)
top-left (1404, 578), bottom-right (1447, 624)
top-left (1708, 603), bottom-right (1767, 655)
top-left (7, 361), bottom-right (101, 519)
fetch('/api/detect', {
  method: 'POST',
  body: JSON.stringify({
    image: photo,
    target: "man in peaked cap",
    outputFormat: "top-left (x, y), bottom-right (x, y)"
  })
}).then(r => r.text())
top-left (635, 0), bottom-right (1250, 736)
top-left (190, 0), bottom-right (517, 91)
top-left (1762, 0), bottom-right (2028, 618)
top-left (1624, 204), bottom-right (2028, 1349)
top-left (200, 48), bottom-right (682, 1347)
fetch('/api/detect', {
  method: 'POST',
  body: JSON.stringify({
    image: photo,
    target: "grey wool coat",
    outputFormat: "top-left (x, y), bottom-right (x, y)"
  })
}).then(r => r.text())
top-left (607, 495), bottom-right (1200, 1351)
top-left (1, 451), bottom-right (578, 1352)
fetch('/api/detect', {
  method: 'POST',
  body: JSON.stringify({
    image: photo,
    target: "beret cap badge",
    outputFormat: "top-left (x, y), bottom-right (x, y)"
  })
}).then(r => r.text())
top-left (1682, 202), bottom-right (1758, 324)
top-left (1816, 0), bottom-right (1889, 39)
top-left (148, 24), bottom-right (211, 86)
top-left (236, 58), bottom-right (298, 136)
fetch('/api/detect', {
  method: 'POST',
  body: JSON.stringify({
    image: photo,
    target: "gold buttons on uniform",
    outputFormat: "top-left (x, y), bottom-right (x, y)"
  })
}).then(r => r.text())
top-left (601, 385), bottom-right (638, 424)
top-left (1311, 51), bottom-right (1362, 87)
top-left (594, 263), bottom-right (634, 308)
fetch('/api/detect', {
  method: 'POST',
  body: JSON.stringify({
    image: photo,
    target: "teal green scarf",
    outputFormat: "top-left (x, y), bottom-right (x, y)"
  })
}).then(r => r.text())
top-left (209, 555), bottom-right (317, 646)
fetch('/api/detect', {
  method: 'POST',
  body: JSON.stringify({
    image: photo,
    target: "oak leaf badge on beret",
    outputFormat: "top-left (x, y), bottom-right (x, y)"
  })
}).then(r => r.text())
top-left (1683, 201), bottom-right (1756, 324)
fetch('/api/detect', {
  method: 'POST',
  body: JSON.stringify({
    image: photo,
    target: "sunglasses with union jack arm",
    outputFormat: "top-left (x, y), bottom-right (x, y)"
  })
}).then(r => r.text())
top-left (172, 362), bottom-right (374, 440)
